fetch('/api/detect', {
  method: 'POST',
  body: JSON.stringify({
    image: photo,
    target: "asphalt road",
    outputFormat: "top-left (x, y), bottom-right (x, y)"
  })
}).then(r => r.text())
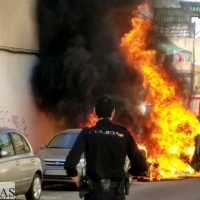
top-left (16, 177), bottom-right (200, 200)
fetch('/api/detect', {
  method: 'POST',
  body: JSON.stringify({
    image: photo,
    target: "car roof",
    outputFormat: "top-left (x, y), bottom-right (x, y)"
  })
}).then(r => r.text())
top-left (58, 128), bottom-right (82, 134)
top-left (0, 127), bottom-right (23, 134)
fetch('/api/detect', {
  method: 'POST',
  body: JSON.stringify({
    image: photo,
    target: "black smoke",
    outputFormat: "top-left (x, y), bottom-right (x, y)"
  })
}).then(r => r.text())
top-left (31, 0), bottom-right (145, 128)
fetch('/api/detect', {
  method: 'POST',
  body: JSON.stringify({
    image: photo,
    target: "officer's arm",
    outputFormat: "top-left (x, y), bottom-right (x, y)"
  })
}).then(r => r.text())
top-left (126, 133), bottom-right (148, 176)
top-left (64, 129), bottom-right (86, 186)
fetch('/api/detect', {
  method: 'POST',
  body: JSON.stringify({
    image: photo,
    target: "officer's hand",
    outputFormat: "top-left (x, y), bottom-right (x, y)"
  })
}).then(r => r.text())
top-left (71, 175), bottom-right (81, 187)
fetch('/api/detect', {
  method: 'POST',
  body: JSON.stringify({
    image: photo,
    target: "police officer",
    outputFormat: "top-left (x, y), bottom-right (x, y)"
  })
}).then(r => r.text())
top-left (65, 95), bottom-right (147, 200)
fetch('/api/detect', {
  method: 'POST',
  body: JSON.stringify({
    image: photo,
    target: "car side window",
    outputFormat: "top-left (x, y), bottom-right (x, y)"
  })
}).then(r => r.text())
top-left (21, 137), bottom-right (30, 153)
top-left (12, 133), bottom-right (30, 155)
top-left (0, 133), bottom-right (15, 157)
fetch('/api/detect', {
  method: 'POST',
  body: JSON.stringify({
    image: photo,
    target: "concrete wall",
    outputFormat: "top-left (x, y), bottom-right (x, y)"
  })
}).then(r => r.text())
top-left (0, 52), bottom-right (52, 152)
top-left (0, 0), bottom-right (39, 50)
top-left (0, 0), bottom-right (65, 153)
top-left (0, 51), bottom-right (66, 153)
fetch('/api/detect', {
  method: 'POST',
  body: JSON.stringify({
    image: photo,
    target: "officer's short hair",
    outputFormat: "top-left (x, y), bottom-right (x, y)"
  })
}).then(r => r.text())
top-left (95, 95), bottom-right (115, 118)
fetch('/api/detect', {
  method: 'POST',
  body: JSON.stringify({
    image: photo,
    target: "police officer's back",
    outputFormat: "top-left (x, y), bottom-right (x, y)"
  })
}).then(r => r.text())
top-left (65, 95), bottom-right (147, 200)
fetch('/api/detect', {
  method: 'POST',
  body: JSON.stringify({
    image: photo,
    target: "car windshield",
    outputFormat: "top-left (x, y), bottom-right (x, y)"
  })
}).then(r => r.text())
top-left (47, 132), bottom-right (79, 149)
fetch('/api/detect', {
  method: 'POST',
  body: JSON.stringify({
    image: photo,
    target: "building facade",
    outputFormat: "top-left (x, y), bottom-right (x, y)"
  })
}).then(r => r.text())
top-left (150, 0), bottom-right (200, 95)
top-left (0, 0), bottom-right (66, 153)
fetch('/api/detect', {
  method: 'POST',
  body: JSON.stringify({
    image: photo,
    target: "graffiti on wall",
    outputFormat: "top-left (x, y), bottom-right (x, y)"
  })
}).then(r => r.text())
top-left (0, 111), bottom-right (30, 140)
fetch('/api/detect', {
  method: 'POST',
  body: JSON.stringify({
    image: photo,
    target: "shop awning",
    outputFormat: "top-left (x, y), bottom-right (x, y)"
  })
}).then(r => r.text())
top-left (155, 43), bottom-right (192, 54)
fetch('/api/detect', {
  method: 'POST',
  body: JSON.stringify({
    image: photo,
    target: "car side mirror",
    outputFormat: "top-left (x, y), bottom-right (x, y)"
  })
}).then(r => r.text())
top-left (0, 150), bottom-right (8, 157)
top-left (39, 144), bottom-right (46, 149)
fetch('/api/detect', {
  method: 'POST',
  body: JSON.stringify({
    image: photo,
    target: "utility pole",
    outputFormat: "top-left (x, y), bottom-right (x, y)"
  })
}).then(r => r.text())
top-left (190, 22), bottom-right (196, 95)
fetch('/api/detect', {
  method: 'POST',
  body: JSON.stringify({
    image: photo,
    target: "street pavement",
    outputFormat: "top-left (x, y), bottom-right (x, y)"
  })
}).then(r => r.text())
top-left (16, 177), bottom-right (200, 200)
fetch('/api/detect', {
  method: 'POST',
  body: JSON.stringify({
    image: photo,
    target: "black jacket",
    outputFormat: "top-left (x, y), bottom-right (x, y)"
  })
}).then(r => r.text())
top-left (65, 119), bottom-right (147, 179)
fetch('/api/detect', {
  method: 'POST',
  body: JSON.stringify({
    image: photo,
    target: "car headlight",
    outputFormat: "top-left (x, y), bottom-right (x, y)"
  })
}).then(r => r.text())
top-left (77, 159), bottom-right (85, 167)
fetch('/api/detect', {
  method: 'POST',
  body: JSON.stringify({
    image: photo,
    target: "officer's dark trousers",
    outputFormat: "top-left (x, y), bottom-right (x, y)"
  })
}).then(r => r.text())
top-left (84, 188), bottom-right (125, 200)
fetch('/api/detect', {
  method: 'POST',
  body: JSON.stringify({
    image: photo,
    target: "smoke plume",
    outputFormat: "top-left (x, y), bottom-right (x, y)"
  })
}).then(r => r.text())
top-left (31, 0), bottom-right (145, 128)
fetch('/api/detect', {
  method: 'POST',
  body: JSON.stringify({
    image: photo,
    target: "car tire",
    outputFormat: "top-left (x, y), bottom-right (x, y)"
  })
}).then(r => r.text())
top-left (25, 173), bottom-right (42, 200)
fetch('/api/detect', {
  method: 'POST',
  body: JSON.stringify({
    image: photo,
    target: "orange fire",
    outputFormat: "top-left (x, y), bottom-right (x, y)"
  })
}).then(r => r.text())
top-left (81, 112), bottom-right (97, 128)
top-left (82, 5), bottom-right (200, 181)
top-left (120, 6), bottom-right (200, 180)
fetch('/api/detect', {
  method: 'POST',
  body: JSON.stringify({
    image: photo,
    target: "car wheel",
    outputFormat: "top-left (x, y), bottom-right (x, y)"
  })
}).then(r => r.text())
top-left (25, 174), bottom-right (42, 200)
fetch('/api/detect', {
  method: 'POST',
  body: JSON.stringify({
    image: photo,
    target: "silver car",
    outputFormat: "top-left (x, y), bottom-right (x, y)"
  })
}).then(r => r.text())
top-left (36, 128), bottom-right (131, 186)
top-left (0, 128), bottom-right (43, 200)
top-left (36, 129), bottom-right (84, 185)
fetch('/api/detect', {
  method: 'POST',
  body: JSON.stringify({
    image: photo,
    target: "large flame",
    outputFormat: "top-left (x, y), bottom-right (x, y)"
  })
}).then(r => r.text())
top-left (82, 5), bottom-right (200, 180)
top-left (120, 6), bottom-right (200, 179)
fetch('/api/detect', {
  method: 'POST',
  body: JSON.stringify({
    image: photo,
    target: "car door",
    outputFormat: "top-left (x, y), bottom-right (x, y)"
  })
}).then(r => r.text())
top-left (0, 132), bottom-right (21, 192)
top-left (11, 132), bottom-right (35, 191)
